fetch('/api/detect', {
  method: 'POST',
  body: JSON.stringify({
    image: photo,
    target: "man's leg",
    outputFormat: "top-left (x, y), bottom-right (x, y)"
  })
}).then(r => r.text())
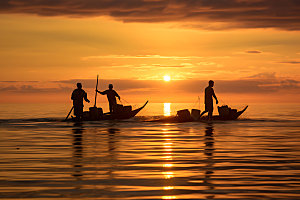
top-left (78, 106), bottom-right (83, 119)
top-left (109, 102), bottom-right (113, 113)
top-left (207, 104), bottom-right (213, 120)
top-left (73, 106), bottom-right (82, 120)
top-left (200, 110), bottom-right (208, 117)
top-left (205, 102), bottom-right (214, 120)
top-left (200, 103), bottom-right (209, 117)
top-left (208, 110), bottom-right (213, 120)
top-left (110, 101), bottom-right (117, 113)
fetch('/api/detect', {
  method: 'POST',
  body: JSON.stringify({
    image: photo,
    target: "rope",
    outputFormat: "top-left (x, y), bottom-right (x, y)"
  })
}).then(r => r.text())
top-left (219, 97), bottom-right (227, 106)
top-left (120, 97), bottom-right (130, 104)
top-left (119, 97), bottom-right (139, 109)
top-left (190, 96), bottom-right (201, 110)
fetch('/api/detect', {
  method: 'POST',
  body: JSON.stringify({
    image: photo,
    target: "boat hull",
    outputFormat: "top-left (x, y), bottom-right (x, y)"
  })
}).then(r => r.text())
top-left (201, 105), bottom-right (248, 121)
top-left (102, 101), bottom-right (148, 120)
top-left (70, 101), bottom-right (148, 122)
top-left (149, 106), bottom-right (248, 123)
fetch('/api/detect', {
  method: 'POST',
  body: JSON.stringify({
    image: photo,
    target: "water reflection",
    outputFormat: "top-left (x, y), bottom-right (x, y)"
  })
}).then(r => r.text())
top-left (107, 128), bottom-right (119, 175)
top-left (164, 103), bottom-right (171, 116)
top-left (108, 128), bottom-right (118, 152)
top-left (162, 127), bottom-right (175, 199)
top-left (104, 128), bottom-right (119, 195)
top-left (204, 123), bottom-right (215, 199)
top-left (72, 122), bottom-right (84, 187)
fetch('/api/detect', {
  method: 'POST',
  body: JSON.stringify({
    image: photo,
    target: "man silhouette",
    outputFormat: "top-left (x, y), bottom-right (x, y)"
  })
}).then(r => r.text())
top-left (96, 84), bottom-right (120, 113)
top-left (200, 80), bottom-right (218, 120)
top-left (71, 83), bottom-right (90, 120)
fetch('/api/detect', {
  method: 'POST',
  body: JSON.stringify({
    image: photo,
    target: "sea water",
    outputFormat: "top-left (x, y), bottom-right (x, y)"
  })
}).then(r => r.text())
top-left (0, 103), bottom-right (299, 199)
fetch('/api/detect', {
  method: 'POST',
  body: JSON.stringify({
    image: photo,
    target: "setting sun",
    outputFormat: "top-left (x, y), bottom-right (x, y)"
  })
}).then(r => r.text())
top-left (164, 75), bottom-right (171, 82)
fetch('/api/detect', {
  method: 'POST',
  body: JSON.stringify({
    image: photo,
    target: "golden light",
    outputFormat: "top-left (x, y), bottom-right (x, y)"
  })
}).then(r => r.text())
top-left (164, 103), bottom-right (171, 116)
top-left (162, 196), bottom-right (176, 199)
top-left (162, 171), bottom-right (174, 179)
top-left (163, 186), bottom-right (174, 190)
top-left (163, 75), bottom-right (171, 82)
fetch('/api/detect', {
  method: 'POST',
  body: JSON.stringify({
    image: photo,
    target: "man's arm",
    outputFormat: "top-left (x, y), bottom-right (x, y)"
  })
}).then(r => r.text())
top-left (96, 90), bottom-right (106, 95)
top-left (84, 92), bottom-right (90, 103)
top-left (115, 91), bottom-right (120, 100)
top-left (212, 89), bottom-right (218, 104)
top-left (71, 91), bottom-right (75, 100)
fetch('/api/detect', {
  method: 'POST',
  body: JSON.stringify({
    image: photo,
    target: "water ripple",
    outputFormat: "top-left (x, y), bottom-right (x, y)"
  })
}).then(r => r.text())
top-left (0, 120), bottom-right (299, 199)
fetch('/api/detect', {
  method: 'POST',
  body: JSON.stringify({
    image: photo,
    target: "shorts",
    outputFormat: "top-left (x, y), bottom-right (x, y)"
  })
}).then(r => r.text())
top-left (74, 105), bottom-right (83, 117)
top-left (205, 103), bottom-right (213, 113)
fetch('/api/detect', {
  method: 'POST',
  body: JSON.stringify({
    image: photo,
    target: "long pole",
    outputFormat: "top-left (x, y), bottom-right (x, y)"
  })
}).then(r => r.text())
top-left (94, 75), bottom-right (99, 107)
top-left (64, 106), bottom-right (74, 121)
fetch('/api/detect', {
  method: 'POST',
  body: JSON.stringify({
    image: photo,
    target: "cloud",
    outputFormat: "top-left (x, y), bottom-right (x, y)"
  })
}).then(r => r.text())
top-left (81, 55), bottom-right (203, 61)
top-left (53, 79), bottom-right (155, 91)
top-left (174, 74), bottom-right (300, 94)
top-left (150, 64), bottom-right (193, 68)
top-left (245, 50), bottom-right (262, 54)
top-left (278, 61), bottom-right (300, 64)
top-left (242, 72), bottom-right (300, 92)
top-left (247, 72), bottom-right (276, 79)
top-left (196, 62), bottom-right (217, 66)
top-left (1, 0), bottom-right (300, 30)
top-left (1, 74), bottom-right (299, 96)
top-left (280, 79), bottom-right (300, 89)
top-left (0, 82), bottom-right (72, 93)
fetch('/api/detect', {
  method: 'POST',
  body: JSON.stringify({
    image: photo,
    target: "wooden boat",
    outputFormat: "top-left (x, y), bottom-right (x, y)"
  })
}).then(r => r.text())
top-left (65, 75), bottom-right (148, 122)
top-left (100, 101), bottom-right (148, 120)
top-left (70, 101), bottom-right (148, 121)
top-left (201, 105), bottom-right (248, 121)
top-left (149, 105), bottom-right (248, 123)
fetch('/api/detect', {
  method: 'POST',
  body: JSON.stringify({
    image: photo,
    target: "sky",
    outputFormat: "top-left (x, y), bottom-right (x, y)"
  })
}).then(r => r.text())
top-left (0, 0), bottom-right (300, 103)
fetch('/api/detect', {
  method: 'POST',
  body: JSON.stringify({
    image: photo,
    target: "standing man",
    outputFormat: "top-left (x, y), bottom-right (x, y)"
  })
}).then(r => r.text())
top-left (200, 80), bottom-right (218, 120)
top-left (96, 84), bottom-right (120, 113)
top-left (71, 83), bottom-right (90, 120)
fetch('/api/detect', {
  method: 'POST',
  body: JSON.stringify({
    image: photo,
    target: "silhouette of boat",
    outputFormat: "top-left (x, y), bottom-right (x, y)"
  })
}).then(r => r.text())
top-left (70, 101), bottom-right (148, 121)
top-left (201, 105), bottom-right (248, 121)
top-left (101, 101), bottom-right (148, 120)
top-left (149, 105), bottom-right (248, 123)
top-left (65, 75), bottom-right (149, 122)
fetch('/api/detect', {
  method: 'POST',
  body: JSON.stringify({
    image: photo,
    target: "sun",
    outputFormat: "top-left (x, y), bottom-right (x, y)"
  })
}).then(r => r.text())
top-left (163, 75), bottom-right (171, 82)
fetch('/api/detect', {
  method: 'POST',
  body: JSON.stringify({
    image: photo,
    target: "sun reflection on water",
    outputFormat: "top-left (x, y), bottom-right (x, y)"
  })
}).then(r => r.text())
top-left (163, 163), bottom-right (173, 167)
top-left (162, 196), bottom-right (176, 199)
top-left (163, 186), bottom-right (174, 190)
top-left (162, 127), bottom-right (176, 199)
top-left (164, 103), bottom-right (171, 116)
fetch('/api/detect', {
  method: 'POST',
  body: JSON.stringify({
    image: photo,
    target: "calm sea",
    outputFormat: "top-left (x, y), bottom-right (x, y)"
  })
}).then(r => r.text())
top-left (0, 103), bottom-right (300, 199)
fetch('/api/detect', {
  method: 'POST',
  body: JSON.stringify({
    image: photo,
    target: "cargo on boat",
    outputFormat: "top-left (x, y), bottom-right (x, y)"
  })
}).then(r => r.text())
top-left (65, 75), bottom-right (148, 122)
top-left (150, 105), bottom-right (248, 123)
top-left (69, 101), bottom-right (148, 121)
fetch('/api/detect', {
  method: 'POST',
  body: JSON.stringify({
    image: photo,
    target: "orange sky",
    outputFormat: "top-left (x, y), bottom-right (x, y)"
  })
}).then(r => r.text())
top-left (0, 1), bottom-right (300, 103)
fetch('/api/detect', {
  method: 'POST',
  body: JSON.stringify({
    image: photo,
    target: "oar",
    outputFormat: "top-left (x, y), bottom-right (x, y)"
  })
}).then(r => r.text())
top-left (94, 74), bottom-right (99, 107)
top-left (64, 106), bottom-right (74, 121)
